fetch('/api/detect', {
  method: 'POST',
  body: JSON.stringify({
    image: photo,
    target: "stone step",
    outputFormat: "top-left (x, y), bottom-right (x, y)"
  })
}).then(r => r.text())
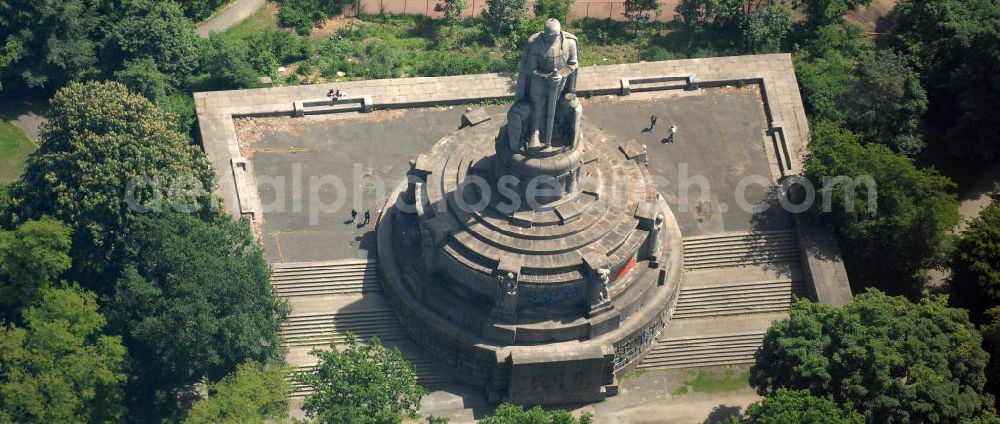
top-left (681, 230), bottom-right (796, 244)
top-left (272, 272), bottom-right (377, 283)
top-left (682, 231), bottom-right (800, 271)
top-left (683, 247), bottom-right (799, 262)
top-left (673, 306), bottom-right (794, 319)
top-left (638, 331), bottom-right (765, 369)
top-left (677, 289), bottom-right (806, 305)
top-left (271, 260), bottom-right (381, 297)
top-left (682, 239), bottom-right (798, 255)
top-left (679, 278), bottom-right (799, 294)
top-left (273, 258), bottom-right (375, 269)
top-left (273, 268), bottom-right (377, 279)
top-left (287, 353), bottom-right (454, 397)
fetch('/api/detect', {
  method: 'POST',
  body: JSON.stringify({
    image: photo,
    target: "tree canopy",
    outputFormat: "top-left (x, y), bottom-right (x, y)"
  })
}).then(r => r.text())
top-left (184, 362), bottom-right (291, 424)
top-left (8, 81), bottom-right (216, 279)
top-left (479, 404), bottom-right (593, 424)
top-left (103, 0), bottom-right (200, 88)
top-left (733, 388), bottom-right (864, 424)
top-left (105, 212), bottom-right (286, 410)
top-left (749, 290), bottom-right (995, 422)
top-left (298, 334), bottom-right (424, 424)
top-left (951, 197), bottom-right (1000, 316)
top-left (889, 0), bottom-right (1000, 168)
top-left (0, 218), bottom-right (72, 321)
top-left (839, 50), bottom-right (927, 156)
top-left (0, 285), bottom-right (128, 423)
top-left (804, 120), bottom-right (958, 296)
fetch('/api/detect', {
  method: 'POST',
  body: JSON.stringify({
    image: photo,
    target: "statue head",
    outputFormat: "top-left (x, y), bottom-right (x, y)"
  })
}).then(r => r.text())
top-left (543, 19), bottom-right (561, 41)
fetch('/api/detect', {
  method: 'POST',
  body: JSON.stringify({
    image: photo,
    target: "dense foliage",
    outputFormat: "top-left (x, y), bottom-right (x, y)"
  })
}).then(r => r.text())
top-left (674, 0), bottom-right (792, 53)
top-left (479, 403), bottom-right (593, 424)
top-left (730, 388), bottom-right (864, 424)
top-left (889, 0), bottom-right (1000, 170)
top-left (804, 121), bottom-right (958, 296)
top-left (104, 0), bottom-right (201, 88)
top-left (278, 0), bottom-right (350, 34)
top-left (750, 291), bottom-right (994, 422)
top-left (184, 362), bottom-right (291, 424)
top-left (839, 50), bottom-right (927, 155)
top-left (106, 212), bottom-right (287, 412)
top-left (0, 285), bottom-right (128, 423)
top-left (298, 334), bottom-right (424, 424)
top-left (952, 198), bottom-right (1000, 316)
top-left (8, 81), bottom-right (215, 279)
top-left (0, 218), bottom-right (72, 321)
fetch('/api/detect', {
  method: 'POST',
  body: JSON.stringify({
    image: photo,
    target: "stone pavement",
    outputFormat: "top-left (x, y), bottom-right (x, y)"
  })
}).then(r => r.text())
top-left (195, 54), bottom-right (810, 226)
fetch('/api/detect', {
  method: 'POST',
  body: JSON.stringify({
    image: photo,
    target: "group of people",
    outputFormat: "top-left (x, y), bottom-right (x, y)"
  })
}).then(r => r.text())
top-left (649, 115), bottom-right (677, 144)
top-left (350, 208), bottom-right (371, 226)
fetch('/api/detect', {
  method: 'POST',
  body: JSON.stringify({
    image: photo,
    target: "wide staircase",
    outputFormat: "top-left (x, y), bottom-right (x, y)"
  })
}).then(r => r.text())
top-left (639, 230), bottom-right (807, 370)
top-left (272, 259), bottom-right (454, 397)
top-left (272, 259), bottom-right (381, 296)
top-left (682, 229), bottom-right (799, 270)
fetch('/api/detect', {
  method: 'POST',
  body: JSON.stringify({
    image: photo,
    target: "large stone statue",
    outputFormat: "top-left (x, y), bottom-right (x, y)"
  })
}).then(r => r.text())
top-left (510, 19), bottom-right (579, 149)
top-left (591, 267), bottom-right (611, 305)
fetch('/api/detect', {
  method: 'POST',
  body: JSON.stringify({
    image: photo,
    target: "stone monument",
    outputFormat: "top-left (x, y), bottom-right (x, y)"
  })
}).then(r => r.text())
top-left (377, 19), bottom-right (684, 405)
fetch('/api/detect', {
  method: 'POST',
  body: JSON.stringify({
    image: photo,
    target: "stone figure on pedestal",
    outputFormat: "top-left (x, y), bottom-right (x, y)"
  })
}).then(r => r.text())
top-left (508, 19), bottom-right (580, 150)
top-left (495, 272), bottom-right (519, 319)
top-left (591, 267), bottom-right (611, 305)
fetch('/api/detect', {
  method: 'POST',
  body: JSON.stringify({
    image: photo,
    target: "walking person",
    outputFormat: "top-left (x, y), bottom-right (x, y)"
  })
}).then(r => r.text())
top-left (649, 115), bottom-right (657, 129)
top-left (363, 210), bottom-right (371, 226)
top-left (668, 124), bottom-right (677, 144)
top-left (350, 208), bottom-right (357, 222)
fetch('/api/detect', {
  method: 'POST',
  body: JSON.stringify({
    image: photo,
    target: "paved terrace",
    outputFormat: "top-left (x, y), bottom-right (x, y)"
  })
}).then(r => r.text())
top-left (195, 54), bottom-right (809, 222)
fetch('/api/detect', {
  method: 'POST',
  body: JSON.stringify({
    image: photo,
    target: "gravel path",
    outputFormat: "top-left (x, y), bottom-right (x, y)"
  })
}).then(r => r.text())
top-left (196, 0), bottom-right (267, 37)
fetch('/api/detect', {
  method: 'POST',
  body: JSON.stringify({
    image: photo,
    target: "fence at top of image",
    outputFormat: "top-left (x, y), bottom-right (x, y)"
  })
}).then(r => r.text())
top-left (357, 0), bottom-right (683, 22)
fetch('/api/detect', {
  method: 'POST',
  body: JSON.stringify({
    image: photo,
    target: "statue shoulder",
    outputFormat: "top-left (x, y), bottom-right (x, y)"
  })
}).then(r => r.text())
top-left (562, 31), bottom-right (578, 41)
top-left (526, 32), bottom-right (543, 44)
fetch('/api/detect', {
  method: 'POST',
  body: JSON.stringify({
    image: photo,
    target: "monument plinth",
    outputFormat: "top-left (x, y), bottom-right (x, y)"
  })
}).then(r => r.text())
top-left (377, 19), bottom-right (683, 405)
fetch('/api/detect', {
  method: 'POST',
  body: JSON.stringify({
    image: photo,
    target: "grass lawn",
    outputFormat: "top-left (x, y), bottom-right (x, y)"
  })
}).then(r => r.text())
top-left (673, 367), bottom-right (750, 395)
top-left (0, 120), bottom-right (35, 182)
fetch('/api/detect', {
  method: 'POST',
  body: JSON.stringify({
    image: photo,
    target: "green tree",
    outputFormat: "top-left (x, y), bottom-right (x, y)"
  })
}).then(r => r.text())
top-left (114, 58), bottom-right (169, 102)
top-left (0, 0), bottom-right (102, 91)
top-left (742, 1), bottom-right (792, 53)
top-left (889, 0), bottom-right (1000, 168)
top-left (951, 199), bottom-right (1000, 315)
top-left (839, 50), bottom-right (927, 155)
top-left (8, 81), bottom-right (215, 279)
top-left (479, 403), bottom-right (593, 423)
top-left (740, 389), bottom-right (864, 424)
top-left (533, 0), bottom-right (574, 22)
top-left (674, 0), bottom-right (791, 53)
top-left (483, 0), bottom-right (529, 37)
top-left (623, 0), bottom-right (659, 35)
top-left (435, 0), bottom-right (469, 29)
top-left (184, 362), bottom-right (291, 424)
top-left (0, 218), bottom-right (72, 320)
top-left (749, 290), bottom-right (994, 422)
top-left (298, 334), bottom-right (424, 424)
top-left (198, 35), bottom-right (263, 89)
top-left (804, 121), bottom-right (958, 296)
top-left (792, 21), bottom-right (870, 121)
top-left (105, 212), bottom-right (287, 414)
top-left (104, 0), bottom-right (200, 87)
top-left (980, 307), bottom-right (1000, 409)
top-left (0, 285), bottom-right (128, 423)
top-left (801, 0), bottom-right (872, 29)
top-left (178, 0), bottom-right (229, 21)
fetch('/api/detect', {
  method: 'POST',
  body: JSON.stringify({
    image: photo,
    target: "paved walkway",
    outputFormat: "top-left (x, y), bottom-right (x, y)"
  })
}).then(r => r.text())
top-left (196, 0), bottom-right (267, 37)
